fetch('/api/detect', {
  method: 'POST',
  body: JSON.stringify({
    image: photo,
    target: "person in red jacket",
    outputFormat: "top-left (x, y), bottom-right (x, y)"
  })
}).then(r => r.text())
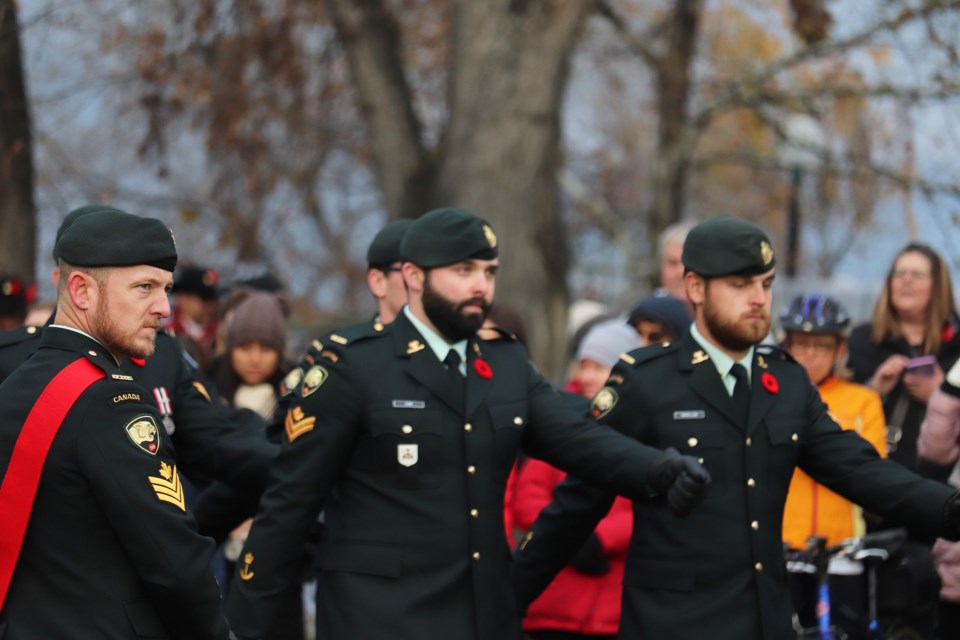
top-left (512, 317), bottom-right (644, 640)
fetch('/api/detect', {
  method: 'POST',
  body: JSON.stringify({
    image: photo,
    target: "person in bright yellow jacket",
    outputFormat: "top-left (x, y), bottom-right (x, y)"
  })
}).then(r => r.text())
top-left (780, 294), bottom-right (888, 550)
top-left (779, 294), bottom-right (889, 636)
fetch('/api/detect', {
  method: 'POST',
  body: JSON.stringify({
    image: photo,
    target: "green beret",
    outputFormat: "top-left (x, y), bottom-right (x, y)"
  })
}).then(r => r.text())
top-left (367, 219), bottom-right (415, 267)
top-left (400, 208), bottom-right (498, 268)
top-left (53, 204), bottom-right (127, 261)
top-left (57, 209), bottom-right (178, 272)
top-left (682, 216), bottom-right (776, 277)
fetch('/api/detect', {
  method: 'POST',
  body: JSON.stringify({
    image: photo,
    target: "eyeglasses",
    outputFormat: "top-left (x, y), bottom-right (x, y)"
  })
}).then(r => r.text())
top-left (891, 269), bottom-right (932, 281)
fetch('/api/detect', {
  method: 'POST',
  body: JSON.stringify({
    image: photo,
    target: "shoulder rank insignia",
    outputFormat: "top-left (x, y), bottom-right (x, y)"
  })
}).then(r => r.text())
top-left (757, 355), bottom-right (768, 369)
top-left (285, 406), bottom-right (316, 442)
top-left (192, 380), bottom-right (212, 403)
top-left (691, 350), bottom-right (710, 365)
top-left (407, 340), bottom-right (426, 355)
top-left (280, 367), bottom-right (304, 396)
top-left (319, 350), bottom-right (339, 363)
top-left (148, 461), bottom-right (185, 511)
top-left (619, 353), bottom-right (636, 365)
top-left (124, 415), bottom-right (160, 455)
top-left (301, 365), bottom-right (328, 397)
top-left (111, 373), bottom-right (134, 381)
top-left (591, 387), bottom-right (618, 420)
top-left (329, 334), bottom-right (348, 345)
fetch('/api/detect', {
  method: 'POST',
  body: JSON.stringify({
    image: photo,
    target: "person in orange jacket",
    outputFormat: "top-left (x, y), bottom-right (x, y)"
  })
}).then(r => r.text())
top-left (779, 293), bottom-right (887, 636)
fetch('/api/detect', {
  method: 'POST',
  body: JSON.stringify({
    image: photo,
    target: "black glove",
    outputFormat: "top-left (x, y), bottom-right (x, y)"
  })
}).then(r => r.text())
top-left (942, 492), bottom-right (960, 541)
top-left (568, 533), bottom-right (610, 576)
top-left (646, 447), bottom-right (711, 517)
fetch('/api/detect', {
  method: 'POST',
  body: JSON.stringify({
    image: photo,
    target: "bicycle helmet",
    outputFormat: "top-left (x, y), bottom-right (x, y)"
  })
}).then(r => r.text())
top-left (780, 293), bottom-right (851, 335)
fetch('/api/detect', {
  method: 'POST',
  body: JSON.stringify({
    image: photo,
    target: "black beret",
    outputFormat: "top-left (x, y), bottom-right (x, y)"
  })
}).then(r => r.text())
top-left (0, 275), bottom-right (31, 315)
top-left (367, 219), bottom-right (415, 267)
top-left (57, 210), bottom-right (178, 272)
top-left (53, 204), bottom-right (127, 261)
top-left (174, 267), bottom-right (220, 300)
top-left (400, 208), bottom-right (498, 268)
top-left (682, 216), bottom-right (776, 277)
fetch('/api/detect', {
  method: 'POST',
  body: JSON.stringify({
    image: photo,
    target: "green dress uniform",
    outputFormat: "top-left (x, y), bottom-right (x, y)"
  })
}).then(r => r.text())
top-left (225, 312), bottom-right (667, 640)
top-left (0, 327), bottom-right (230, 639)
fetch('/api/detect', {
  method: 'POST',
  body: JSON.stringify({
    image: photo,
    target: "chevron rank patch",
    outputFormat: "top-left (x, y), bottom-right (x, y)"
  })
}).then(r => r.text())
top-left (148, 461), bottom-right (185, 511)
top-left (591, 387), bottom-right (618, 420)
top-left (124, 415), bottom-right (160, 455)
top-left (301, 365), bottom-right (328, 397)
top-left (285, 406), bottom-right (316, 442)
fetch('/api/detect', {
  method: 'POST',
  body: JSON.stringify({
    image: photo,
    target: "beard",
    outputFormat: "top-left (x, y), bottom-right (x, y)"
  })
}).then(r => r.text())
top-left (703, 291), bottom-right (771, 353)
top-left (422, 275), bottom-right (490, 342)
top-left (92, 296), bottom-right (159, 360)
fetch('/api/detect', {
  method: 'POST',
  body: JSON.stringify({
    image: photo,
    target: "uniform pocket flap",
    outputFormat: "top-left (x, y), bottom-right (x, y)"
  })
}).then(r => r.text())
top-left (321, 541), bottom-right (402, 578)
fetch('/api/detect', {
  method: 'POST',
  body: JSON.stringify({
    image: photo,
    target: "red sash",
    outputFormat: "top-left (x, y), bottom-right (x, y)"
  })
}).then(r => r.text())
top-left (0, 357), bottom-right (105, 611)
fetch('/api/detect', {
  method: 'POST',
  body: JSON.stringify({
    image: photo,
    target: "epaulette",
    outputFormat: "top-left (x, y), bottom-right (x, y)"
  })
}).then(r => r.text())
top-left (0, 325), bottom-right (43, 349)
top-left (757, 343), bottom-right (798, 364)
top-left (618, 341), bottom-right (678, 367)
top-left (323, 321), bottom-right (387, 348)
top-left (477, 326), bottom-right (517, 342)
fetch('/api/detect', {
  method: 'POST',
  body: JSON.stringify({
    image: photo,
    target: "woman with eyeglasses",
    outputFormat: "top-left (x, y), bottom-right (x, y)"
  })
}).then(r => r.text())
top-left (847, 242), bottom-right (960, 639)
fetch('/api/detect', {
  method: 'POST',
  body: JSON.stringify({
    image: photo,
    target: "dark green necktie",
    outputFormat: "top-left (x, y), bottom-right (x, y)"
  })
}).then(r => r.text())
top-left (730, 363), bottom-right (750, 425)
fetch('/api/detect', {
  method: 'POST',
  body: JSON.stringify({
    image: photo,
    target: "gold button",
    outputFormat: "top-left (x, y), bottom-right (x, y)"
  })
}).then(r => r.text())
top-left (513, 417), bottom-right (523, 426)
top-left (755, 562), bottom-right (763, 572)
top-left (401, 425), bottom-right (413, 434)
top-left (467, 465), bottom-right (476, 475)
top-left (470, 508), bottom-right (479, 518)
top-left (745, 437), bottom-right (752, 447)
top-left (751, 520), bottom-right (759, 531)
top-left (791, 433), bottom-right (799, 442)
top-left (662, 341), bottom-right (671, 348)
top-left (464, 423), bottom-right (472, 432)
top-left (747, 478), bottom-right (756, 488)
top-left (26, 326), bottom-right (37, 334)
top-left (472, 552), bottom-right (480, 561)
top-left (687, 437), bottom-right (698, 448)
top-left (88, 350), bottom-right (97, 357)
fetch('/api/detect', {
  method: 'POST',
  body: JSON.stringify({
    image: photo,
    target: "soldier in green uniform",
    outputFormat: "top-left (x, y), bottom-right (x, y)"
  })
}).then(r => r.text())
top-left (0, 209), bottom-right (230, 638)
top-left (224, 207), bottom-right (710, 640)
top-left (512, 216), bottom-right (960, 640)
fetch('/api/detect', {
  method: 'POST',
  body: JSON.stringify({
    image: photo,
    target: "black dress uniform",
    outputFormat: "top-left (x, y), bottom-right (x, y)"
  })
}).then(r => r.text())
top-left (512, 216), bottom-right (960, 640)
top-left (224, 208), bottom-right (696, 640)
top-left (0, 209), bottom-right (230, 639)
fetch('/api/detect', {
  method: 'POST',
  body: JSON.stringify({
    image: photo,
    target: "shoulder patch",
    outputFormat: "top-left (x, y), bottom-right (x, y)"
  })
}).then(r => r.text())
top-left (591, 387), bottom-right (618, 419)
top-left (148, 461), bottom-right (185, 511)
top-left (112, 392), bottom-right (142, 405)
top-left (280, 367), bottom-right (304, 396)
top-left (301, 365), bottom-right (328, 397)
top-left (111, 373), bottom-right (134, 381)
top-left (124, 414), bottom-right (161, 455)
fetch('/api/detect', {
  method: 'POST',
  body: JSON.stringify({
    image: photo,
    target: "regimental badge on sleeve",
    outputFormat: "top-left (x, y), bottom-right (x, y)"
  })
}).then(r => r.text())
top-left (124, 415), bottom-right (161, 455)
top-left (301, 365), bottom-right (328, 397)
top-left (148, 461), bottom-right (186, 511)
top-left (591, 387), bottom-right (618, 420)
top-left (280, 367), bottom-right (304, 397)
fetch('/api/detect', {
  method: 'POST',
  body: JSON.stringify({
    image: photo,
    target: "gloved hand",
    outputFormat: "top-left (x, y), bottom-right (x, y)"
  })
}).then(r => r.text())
top-left (943, 492), bottom-right (960, 541)
top-left (568, 533), bottom-right (610, 576)
top-left (646, 447), bottom-right (711, 517)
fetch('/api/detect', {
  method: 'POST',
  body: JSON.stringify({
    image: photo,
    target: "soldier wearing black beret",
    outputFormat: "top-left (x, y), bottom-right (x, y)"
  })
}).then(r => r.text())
top-left (0, 208), bottom-right (231, 638)
top-left (0, 275), bottom-right (32, 330)
top-left (513, 215), bottom-right (960, 640)
top-left (225, 206), bottom-right (710, 640)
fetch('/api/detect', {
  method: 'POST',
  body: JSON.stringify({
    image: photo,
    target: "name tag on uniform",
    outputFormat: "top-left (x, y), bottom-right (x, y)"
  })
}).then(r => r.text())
top-left (673, 410), bottom-right (705, 420)
top-left (398, 444), bottom-right (419, 467)
top-left (392, 399), bottom-right (425, 409)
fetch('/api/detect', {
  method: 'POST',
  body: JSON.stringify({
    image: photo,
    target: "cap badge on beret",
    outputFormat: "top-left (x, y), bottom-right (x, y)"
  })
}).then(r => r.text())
top-left (2, 280), bottom-right (17, 296)
top-left (169, 229), bottom-right (177, 251)
top-left (483, 224), bottom-right (497, 248)
top-left (761, 241), bottom-right (774, 266)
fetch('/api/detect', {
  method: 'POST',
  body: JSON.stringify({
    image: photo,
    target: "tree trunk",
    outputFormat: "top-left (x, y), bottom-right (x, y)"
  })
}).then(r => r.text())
top-left (433, 0), bottom-right (596, 379)
top-left (0, 0), bottom-right (35, 283)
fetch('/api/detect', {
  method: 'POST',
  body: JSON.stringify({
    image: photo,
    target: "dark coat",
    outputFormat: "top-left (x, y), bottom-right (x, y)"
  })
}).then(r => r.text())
top-left (225, 312), bottom-right (663, 640)
top-left (512, 332), bottom-right (956, 640)
top-left (0, 323), bottom-right (276, 493)
top-left (0, 328), bottom-right (229, 639)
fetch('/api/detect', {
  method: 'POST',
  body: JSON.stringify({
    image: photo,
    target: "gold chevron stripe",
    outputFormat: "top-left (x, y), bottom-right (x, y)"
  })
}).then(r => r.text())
top-left (148, 462), bottom-right (185, 511)
top-left (285, 407), bottom-right (316, 443)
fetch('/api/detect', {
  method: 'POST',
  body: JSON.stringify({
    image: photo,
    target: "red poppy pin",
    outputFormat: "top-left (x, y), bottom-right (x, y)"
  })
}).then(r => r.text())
top-left (761, 372), bottom-right (779, 394)
top-left (129, 357), bottom-right (147, 367)
top-left (473, 358), bottom-right (493, 379)
top-left (943, 323), bottom-right (956, 344)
